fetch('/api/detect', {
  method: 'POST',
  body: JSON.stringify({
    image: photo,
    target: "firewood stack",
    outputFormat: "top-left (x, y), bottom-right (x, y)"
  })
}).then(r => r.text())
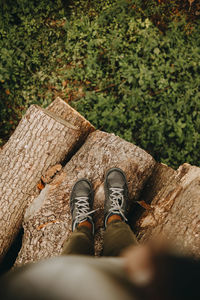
top-left (0, 97), bottom-right (199, 270)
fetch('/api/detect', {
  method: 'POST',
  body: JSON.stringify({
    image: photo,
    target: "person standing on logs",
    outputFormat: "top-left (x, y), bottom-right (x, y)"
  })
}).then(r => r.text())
top-left (1, 168), bottom-right (199, 300)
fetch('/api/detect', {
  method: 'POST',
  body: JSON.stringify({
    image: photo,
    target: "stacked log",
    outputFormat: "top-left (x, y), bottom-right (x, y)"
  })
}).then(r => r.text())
top-left (0, 98), bottom-right (94, 261)
top-left (0, 97), bottom-right (199, 269)
top-left (15, 130), bottom-right (156, 265)
top-left (136, 163), bottom-right (200, 257)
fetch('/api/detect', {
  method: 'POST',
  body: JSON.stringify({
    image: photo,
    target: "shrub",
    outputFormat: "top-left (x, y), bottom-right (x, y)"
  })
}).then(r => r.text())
top-left (61, 1), bottom-right (200, 168)
top-left (0, 0), bottom-right (65, 143)
top-left (0, 0), bottom-right (200, 169)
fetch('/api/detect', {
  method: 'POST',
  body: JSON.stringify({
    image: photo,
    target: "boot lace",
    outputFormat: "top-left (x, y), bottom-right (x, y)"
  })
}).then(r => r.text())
top-left (108, 187), bottom-right (127, 221)
top-left (73, 196), bottom-right (97, 231)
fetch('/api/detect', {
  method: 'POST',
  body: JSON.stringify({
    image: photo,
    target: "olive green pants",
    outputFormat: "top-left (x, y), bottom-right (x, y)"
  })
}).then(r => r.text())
top-left (62, 220), bottom-right (138, 257)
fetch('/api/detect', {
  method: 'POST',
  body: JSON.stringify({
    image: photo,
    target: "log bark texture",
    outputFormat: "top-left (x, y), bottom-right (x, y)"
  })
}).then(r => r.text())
top-left (0, 100), bottom-right (94, 260)
top-left (15, 130), bottom-right (156, 266)
top-left (136, 163), bottom-right (200, 257)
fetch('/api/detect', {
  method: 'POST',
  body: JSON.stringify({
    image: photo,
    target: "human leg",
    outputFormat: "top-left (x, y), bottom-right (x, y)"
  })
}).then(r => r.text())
top-left (62, 225), bottom-right (94, 255)
top-left (62, 178), bottom-right (95, 256)
top-left (103, 220), bottom-right (138, 256)
top-left (103, 167), bottom-right (138, 256)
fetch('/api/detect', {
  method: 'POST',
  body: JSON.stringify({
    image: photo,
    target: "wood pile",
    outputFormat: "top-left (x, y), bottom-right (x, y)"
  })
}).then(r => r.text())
top-left (0, 97), bottom-right (199, 270)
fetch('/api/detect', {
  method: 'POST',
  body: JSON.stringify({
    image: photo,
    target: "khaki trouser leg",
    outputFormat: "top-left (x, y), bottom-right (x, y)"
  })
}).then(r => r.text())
top-left (62, 226), bottom-right (94, 256)
top-left (103, 220), bottom-right (138, 257)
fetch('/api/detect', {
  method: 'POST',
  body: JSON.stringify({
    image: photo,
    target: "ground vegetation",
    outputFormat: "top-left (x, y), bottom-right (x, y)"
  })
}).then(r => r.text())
top-left (0, 0), bottom-right (199, 168)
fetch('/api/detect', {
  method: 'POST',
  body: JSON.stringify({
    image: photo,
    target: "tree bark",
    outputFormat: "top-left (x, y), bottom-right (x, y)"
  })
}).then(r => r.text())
top-left (0, 100), bottom-right (94, 261)
top-left (136, 163), bottom-right (200, 257)
top-left (15, 130), bottom-right (156, 266)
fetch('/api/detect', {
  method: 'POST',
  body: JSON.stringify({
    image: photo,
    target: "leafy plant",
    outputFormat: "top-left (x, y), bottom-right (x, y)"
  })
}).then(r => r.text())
top-left (62, 1), bottom-right (200, 168)
top-left (0, 0), bottom-right (65, 141)
top-left (1, 0), bottom-right (200, 169)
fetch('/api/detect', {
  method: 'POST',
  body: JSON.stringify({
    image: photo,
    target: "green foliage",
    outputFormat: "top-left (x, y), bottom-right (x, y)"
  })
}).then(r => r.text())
top-left (0, 0), bottom-right (66, 141)
top-left (62, 1), bottom-right (200, 168)
top-left (66, 0), bottom-right (115, 17)
top-left (1, 0), bottom-right (200, 169)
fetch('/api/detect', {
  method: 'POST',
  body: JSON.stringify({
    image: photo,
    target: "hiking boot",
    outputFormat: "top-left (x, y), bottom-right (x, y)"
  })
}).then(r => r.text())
top-left (70, 178), bottom-right (95, 234)
top-left (104, 167), bottom-right (129, 227)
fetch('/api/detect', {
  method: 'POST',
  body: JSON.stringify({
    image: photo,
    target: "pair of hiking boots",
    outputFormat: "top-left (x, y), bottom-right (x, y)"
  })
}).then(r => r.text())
top-left (70, 167), bottom-right (129, 234)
